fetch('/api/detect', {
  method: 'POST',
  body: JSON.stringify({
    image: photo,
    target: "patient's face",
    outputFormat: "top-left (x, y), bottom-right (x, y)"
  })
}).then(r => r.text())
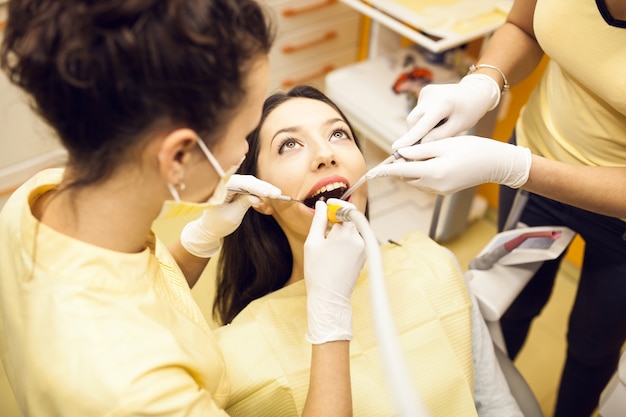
top-left (255, 97), bottom-right (367, 237)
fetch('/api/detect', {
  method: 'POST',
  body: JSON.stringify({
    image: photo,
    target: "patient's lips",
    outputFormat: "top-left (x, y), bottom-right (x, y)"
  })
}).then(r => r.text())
top-left (302, 175), bottom-right (350, 208)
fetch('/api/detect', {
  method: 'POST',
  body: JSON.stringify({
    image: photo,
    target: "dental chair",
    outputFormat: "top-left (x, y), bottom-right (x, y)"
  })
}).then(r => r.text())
top-left (435, 190), bottom-right (576, 417)
top-left (466, 224), bottom-right (575, 417)
top-left (463, 189), bottom-right (625, 417)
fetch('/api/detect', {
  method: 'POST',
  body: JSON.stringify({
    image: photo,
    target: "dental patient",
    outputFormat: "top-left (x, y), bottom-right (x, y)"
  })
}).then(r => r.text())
top-left (213, 85), bottom-right (522, 417)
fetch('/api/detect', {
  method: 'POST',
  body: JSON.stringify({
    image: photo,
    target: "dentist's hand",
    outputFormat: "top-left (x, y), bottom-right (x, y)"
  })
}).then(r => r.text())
top-left (368, 136), bottom-right (532, 195)
top-left (304, 199), bottom-right (366, 344)
top-left (393, 74), bottom-right (501, 148)
top-left (180, 175), bottom-right (282, 258)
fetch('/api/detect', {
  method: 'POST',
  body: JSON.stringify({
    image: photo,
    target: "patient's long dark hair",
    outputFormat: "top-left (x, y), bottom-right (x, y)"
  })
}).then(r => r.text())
top-left (215, 85), bottom-right (361, 325)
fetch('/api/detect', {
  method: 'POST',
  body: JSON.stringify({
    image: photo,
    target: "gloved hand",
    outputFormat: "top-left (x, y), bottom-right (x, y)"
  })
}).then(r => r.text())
top-left (392, 73), bottom-right (501, 148)
top-left (304, 198), bottom-right (366, 344)
top-left (180, 174), bottom-right (282, 258)
top-left (368, 136), bottom-right (532, 195)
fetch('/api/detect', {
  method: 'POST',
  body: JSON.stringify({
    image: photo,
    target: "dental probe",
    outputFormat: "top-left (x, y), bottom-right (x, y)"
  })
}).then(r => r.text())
top-left (339, 118), bottom-right (447, 201)
top-left (226, 187), bottom-right (302, 203)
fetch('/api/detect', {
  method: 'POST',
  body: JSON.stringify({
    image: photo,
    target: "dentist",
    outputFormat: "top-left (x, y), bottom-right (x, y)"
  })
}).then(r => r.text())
top-left (0, 1), bottom-right (361, 416)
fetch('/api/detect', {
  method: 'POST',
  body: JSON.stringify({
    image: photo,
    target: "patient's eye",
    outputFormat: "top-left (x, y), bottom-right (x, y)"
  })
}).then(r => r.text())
top-left (278, 137), bottom-right (301, 154)
top-left (330, 129), bottom-right (351, 142)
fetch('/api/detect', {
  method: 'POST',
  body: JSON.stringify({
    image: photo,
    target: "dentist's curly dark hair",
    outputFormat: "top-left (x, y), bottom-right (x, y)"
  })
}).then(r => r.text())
top-left (0, 0), bottom-right (274, 187)
top-left (215, 85), bottom-right (362, 325)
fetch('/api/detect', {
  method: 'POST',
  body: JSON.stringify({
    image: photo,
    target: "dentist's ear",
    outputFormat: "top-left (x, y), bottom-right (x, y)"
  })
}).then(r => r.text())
top-left (251, 197), bottom-right (275, 215)
top-left (157, 128), bottom-right (199, 184)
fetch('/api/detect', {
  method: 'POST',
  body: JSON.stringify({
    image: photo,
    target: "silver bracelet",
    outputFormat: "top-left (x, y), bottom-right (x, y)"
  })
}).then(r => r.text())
top-left (467, 64), bottom-right (510, 93)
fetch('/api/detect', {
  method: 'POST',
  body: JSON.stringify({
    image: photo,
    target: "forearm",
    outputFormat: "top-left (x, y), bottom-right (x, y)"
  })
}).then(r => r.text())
top-left (523, 156), bottom-right (626, 219)
top-left (168, 240), bottom-right (211, 288)
top-left (475, 0), bottom-right (544, 89)
top-left (302, 341), bottom-right (352, 417)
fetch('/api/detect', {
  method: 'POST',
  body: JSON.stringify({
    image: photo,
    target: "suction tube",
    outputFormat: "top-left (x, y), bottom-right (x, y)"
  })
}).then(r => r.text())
top-left (328, 205), bottom-right (430, 417)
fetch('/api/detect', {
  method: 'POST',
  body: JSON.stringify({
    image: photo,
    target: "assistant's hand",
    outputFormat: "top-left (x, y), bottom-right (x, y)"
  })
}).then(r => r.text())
top-left (393, 74), bottom-right (501, 148)
top-left (304, 199), bottom-right (366, 345)
top-left (180, 174), bottom-right (282, 258)
top-left (368, 136), bottom-right (532, 194)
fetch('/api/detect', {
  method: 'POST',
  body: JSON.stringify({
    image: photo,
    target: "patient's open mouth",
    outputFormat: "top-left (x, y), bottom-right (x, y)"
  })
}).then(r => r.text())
top-left (302, 181), bottom-right (348, 208)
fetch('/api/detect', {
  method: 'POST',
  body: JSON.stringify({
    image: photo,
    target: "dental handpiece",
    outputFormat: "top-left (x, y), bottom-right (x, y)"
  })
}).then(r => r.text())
top-left (327, 203), bottom-right (355, 223)
top-left (326, 202), bottom-right (430, 416)
top-left (339, 118), bottom-right (447, 201)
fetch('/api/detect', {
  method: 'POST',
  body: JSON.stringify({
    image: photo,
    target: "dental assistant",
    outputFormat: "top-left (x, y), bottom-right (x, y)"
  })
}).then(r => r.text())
top-left (370, 0), bottom-right (626, 416)
top-left (0, 1), bottom-right (360, 416)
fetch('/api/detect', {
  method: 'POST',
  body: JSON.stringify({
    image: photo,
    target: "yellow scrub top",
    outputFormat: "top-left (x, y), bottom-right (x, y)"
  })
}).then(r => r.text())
top-left (216, 232), bottom-right (478, 417)
top-left (518, 0), bottom-right (626, 167)
top-left (0, 169), bottom-right (230, 416)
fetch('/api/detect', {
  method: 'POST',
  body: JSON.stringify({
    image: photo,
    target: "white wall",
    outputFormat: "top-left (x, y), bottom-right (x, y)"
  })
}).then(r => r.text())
top-left (0, 3), bottom-right (66, 205)
top-left (0, 64), bottom-right (63, 170)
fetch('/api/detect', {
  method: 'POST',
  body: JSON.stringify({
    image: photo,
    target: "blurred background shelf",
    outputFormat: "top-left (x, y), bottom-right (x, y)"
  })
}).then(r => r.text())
top-left (340, 0), bottom-right (510, 53)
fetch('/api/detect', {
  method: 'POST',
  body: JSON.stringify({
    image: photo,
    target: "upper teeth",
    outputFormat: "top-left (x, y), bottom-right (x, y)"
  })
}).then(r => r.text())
top-left (310, 182), bottom-right (348, 198)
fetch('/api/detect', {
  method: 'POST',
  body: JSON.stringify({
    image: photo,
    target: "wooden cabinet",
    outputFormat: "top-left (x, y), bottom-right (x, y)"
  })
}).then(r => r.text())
top-left (264, 0), bottom-right (361, 93)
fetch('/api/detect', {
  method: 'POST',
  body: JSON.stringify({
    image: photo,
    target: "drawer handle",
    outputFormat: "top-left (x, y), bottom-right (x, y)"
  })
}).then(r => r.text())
top-left (281, 31), bottom-right (338, 54)
top-left (282, 0), bottom-right (337, 17)
top-left (281, 64), bottom-right (335, 88)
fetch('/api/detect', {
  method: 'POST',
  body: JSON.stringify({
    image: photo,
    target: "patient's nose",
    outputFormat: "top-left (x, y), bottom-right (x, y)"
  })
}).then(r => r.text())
top-left (311, 142), bottom-right (337, 170)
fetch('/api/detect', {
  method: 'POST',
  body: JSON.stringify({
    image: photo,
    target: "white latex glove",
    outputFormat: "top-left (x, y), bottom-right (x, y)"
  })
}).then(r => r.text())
top-left (180, 174), bottom-right (282, 258)
top-left (393, 74), bottom-right (501, 148)
top-left (368, 136), bottom-right (532, 195)
top-left (304, 198), bottom-right (366, 344)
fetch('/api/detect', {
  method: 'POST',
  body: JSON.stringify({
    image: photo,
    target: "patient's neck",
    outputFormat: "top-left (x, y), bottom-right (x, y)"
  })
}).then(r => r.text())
top-left (283, 233), bottom-right (305, 287)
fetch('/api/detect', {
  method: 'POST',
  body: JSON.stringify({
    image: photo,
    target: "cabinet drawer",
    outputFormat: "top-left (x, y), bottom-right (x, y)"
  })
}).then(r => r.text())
top-left (264, 0), bottom-right (355, 35)
top-left (269, 45), bottom-right (358, 93)
top-left (270, 14), bottom-right (360, 70)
